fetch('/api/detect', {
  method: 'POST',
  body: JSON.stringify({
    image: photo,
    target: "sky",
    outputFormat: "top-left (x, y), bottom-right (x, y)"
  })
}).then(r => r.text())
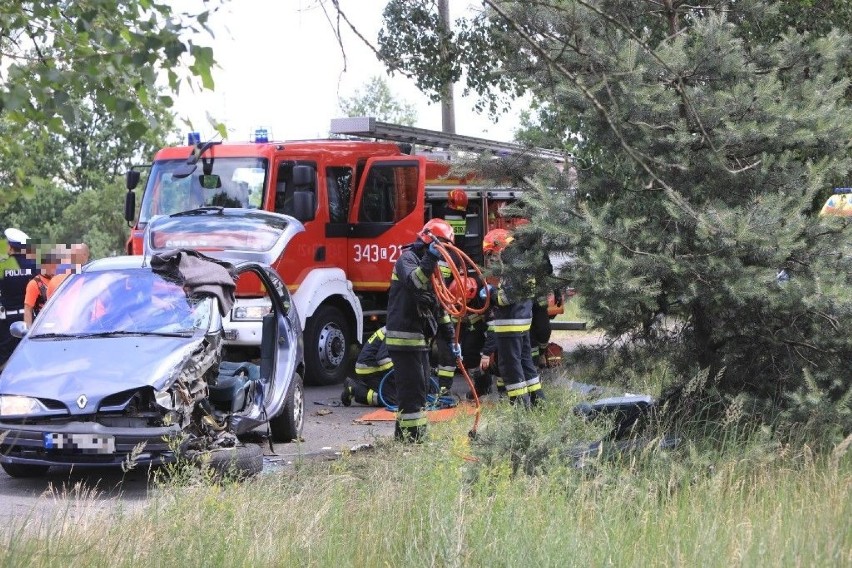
top-left (172, 0), bottom-right (522, 143)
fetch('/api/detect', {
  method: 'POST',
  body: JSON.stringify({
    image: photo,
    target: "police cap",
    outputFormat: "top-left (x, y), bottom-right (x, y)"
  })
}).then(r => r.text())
top-left (4, 228), bottom-right (30, 249)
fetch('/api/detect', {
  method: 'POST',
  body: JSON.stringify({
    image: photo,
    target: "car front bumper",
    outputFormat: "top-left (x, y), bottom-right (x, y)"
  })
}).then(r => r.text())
top-left (0, 420), bottom-right (183, 468)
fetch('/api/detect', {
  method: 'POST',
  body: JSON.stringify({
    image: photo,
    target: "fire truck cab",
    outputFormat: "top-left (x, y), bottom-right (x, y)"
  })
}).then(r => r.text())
top-left (124, 117), bottom-right (565, 386)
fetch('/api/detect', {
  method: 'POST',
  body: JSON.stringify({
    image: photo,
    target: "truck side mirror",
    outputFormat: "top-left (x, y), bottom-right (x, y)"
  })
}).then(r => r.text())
top-left (126, 169), bottom-right (141, 190)
top-left (124, 191), bottom-right (136, 223)
top-left (293, 191), bottom-right (316, 222)
top-left (292, 165), bottom-right (313, 186)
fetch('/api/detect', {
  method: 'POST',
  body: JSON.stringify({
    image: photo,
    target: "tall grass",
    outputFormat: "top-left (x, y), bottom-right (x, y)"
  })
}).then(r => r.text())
top-left (2, 399), bottom-right (849, 568)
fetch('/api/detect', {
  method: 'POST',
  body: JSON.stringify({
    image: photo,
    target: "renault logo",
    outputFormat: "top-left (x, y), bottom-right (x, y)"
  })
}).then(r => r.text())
top-left (76, 395), bottom-right (88, 409)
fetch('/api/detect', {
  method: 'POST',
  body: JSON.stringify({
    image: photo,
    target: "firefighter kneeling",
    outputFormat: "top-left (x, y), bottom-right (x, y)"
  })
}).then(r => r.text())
top-left (479, 228), bottom-right (543, 408)
top-left (386, 219), bottom-right (460, 442)
top-left (341, 326), bottom-right (395, 407)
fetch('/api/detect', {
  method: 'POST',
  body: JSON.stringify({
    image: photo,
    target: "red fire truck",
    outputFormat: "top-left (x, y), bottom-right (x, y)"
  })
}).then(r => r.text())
top-left (123, 117), bottom-right (566, 385)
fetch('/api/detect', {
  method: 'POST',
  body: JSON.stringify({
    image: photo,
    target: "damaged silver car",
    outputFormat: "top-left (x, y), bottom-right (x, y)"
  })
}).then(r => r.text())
top-left (0, 211), bottom-right (305, 478)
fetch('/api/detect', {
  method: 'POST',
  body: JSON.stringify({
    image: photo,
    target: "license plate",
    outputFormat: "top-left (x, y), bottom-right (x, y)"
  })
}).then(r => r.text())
top-left (43, 433), bottom-right (116, 454)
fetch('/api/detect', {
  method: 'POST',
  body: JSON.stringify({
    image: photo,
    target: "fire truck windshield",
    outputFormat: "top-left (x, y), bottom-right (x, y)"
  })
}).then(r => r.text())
top-left (138, 157), bottom-right (269, 224)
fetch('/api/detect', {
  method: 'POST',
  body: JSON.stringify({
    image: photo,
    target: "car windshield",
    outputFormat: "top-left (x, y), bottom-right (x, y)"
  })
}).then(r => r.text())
top-left (138, 157), bottom-right (268, 224)
top-left (30, 269), bottom-right (213, 337)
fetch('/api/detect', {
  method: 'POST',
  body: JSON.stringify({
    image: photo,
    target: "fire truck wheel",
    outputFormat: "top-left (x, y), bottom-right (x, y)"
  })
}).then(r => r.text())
top-left (304, 305), bottom-right (352, 386)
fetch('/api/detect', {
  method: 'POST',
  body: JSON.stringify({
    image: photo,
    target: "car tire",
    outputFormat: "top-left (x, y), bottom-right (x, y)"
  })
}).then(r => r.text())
top-left (204, 444), bottom-right (263, 479)
top-left (304, 305), bottom-right (352, 385)
top-left (270, 372), bottom-right (305, 442)
top-left (1, 462), bottom-right (50, 478)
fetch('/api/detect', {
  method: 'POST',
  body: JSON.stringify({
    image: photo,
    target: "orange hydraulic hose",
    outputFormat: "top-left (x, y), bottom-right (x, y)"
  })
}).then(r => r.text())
top-left (428, 239), bottom-right (489, 438)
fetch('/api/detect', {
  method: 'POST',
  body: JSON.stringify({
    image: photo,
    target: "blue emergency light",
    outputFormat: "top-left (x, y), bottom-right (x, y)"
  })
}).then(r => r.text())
top-left (833, 187), bottom-right (852, 194)
top-left (187, 132), bottom-right (201, 145)
top-left (253, 128), bottom-right (269, 143)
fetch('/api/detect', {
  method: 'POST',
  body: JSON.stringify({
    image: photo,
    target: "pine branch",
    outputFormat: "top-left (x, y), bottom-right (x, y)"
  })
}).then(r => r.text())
top-left (487, 0), bottom-right (720, 239)
top-left (325, 0), bottom-right (417, 81)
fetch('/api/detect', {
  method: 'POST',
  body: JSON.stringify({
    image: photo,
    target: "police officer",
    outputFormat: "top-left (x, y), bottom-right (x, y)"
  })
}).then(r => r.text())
top-left (386, 218), bottom-right (460, 442)
top-left (0, 228), bottom-right (36, 368)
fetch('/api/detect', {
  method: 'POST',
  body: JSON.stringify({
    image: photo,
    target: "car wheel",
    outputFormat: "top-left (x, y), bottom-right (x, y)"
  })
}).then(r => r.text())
top-left (1, 462), bottom-right (50, 478)
top-left (204, 444), bottom-right (263, 479)
top-left (304, 305), bottom-right (352, 385)
top-left (270, 372), bottom-right (305, 442)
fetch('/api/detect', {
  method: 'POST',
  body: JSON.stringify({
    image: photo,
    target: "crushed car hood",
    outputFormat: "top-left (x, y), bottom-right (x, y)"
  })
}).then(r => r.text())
top-left (0, 335), bottom-right (205, 415)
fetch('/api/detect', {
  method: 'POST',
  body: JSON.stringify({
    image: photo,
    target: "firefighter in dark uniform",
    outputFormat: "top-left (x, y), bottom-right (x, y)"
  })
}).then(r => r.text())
top-left (523, 231), bottom-right (556, 369)
top-left (450, 276), bottom-right (493, 398)
top-left (442, 189), bottom-right (469, 241)
top-left (433, 189), bottom-right (471, 392)
top-left (340, 326), bottom-right (395, 407)
top-left (386, 218), bottom-right (459, 442)
top-left (0, 228), bottom-right (36, 369)
top-left (479, 228), bottom-right (542, 407)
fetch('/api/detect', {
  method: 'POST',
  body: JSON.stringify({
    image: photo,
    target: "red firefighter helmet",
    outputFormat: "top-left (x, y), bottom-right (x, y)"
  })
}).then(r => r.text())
top-left (482, 228), bottom-right (513, 254)
top-left (545, 342), bottom-right (564, 368)
top-left (448, 276), bottom-right (478, 301)
top-left (418, 218), bottom-right (455, 244)
top-left (447, 188), bottom-right (468, 212)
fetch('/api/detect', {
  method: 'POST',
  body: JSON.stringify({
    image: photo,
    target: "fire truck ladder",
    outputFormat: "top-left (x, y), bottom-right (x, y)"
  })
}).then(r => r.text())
top-left (329, 116), bottom-right (569, 163)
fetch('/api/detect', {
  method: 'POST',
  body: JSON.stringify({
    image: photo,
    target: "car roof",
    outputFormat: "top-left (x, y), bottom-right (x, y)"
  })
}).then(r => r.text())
top-left (83, 256), bottom-right (148, 272)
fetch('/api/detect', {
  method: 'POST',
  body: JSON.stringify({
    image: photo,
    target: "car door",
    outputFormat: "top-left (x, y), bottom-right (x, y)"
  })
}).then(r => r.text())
top-left (232, 264), bottom-right (299, 426)
top-left (143, 210), bottom-right (304, 432)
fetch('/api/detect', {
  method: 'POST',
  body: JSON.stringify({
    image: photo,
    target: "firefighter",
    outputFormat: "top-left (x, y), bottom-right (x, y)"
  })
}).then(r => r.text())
top-left (442, 188), bottom-right (469, 240)
top-left (432, 189), bottom-right (470, 392)
top-left (509, 220), bottom-right (556, 368)
top-left (0, 228), bottom-right (36, 368)
top-left (526, 234), bottom-right (556, 369)
top-left (449, 276), bottom-right (493, 398)
top-left (478, 228), bottom-right (543, 407)
top-left (386, 218), bottom-right (460, 442)
top-left (341, 326), bottom-right (395, 407)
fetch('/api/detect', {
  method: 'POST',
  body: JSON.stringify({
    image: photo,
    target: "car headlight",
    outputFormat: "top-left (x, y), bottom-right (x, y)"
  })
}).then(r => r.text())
top-left (231, 305), bottom-right (271, 321)
top-left (0, 395), bottom-right (45, 417)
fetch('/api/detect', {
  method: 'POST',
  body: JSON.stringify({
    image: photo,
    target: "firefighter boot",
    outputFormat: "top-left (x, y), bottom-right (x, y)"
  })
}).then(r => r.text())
top-left (475, 369), bottom-right (493, 396)
top-left (508, 393), bottom-right (532, 409)
top-left (527, 376), bottom-right (544, 407)
top-left (466, 367), bottom-right (493, 400)
top-left (528, 385), bottom-right (545, 407)
top-left (506, 381), bottom-right (531, 409)
top-left (394, 421), bottom-right (427, 443)
top-left (395, 411), bottom-right (428, 443)
top-left (495, 376), bottom-right (507, 400)
top-left (348, 380), bottom-right (382, 406)
top-left (436, 365), bottom-right (455, 394)
top-left (340, 378), bottom-right (355, 407)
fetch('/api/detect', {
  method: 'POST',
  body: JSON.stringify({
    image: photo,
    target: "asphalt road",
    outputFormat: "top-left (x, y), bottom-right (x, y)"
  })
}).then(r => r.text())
top-left (0, 331), bottom-right (603, 525)
top-left (0, 381), bottom-right (397, 525)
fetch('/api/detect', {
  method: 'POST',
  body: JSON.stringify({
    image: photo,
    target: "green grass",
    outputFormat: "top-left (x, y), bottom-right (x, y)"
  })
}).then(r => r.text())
top-left (2, 389), bottom-right (849, 568)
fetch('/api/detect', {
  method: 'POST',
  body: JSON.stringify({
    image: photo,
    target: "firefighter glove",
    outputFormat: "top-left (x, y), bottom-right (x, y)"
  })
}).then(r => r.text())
top-left (427, 241), bottom-right (441, 258)
top-left (451, 342), bottom-right (462, 359)
top-left (478, 284), bottom-right (494, 300)
top-left (420, 250), bottom-right (438, 273)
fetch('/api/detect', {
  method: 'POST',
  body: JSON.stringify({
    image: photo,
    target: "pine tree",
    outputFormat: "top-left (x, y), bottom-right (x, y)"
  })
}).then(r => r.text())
top-left (378, 1), bottom-right (852, 439)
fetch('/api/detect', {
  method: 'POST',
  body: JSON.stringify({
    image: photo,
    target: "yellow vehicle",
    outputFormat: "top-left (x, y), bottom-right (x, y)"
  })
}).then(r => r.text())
top-left (819, 187), bottom-right (852, 217)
